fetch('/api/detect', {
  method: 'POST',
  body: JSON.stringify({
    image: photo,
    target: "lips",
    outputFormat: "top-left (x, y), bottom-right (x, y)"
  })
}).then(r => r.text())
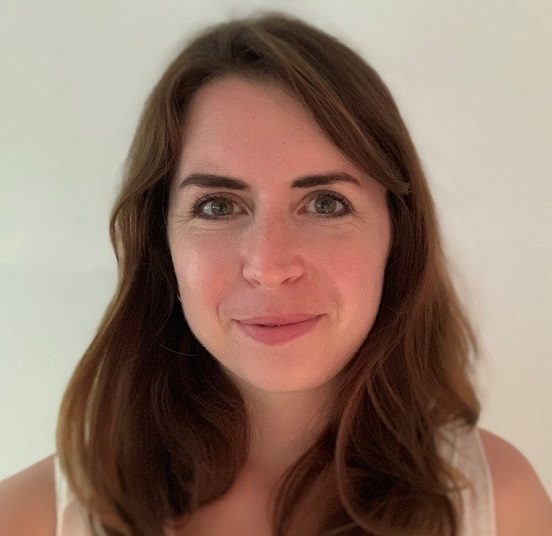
top-left (235, 314), bottom-right (321, 345)
top-left (238, 314), bottom-right (318, 326)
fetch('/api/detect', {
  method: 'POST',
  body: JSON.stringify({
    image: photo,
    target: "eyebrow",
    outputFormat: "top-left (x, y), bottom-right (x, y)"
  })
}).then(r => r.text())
top-left (178, 171), bottom-right (362, 190)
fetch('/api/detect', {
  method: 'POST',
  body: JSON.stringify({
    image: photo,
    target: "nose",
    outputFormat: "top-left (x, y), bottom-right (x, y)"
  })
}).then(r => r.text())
top-left (241, 215), bottom-right (305, 289)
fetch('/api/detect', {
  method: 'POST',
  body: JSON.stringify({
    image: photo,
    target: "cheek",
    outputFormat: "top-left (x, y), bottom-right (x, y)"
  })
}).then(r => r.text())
top-left (326, 230), bottom-right (390, 323)
top-left (335, 252), bottom-right (386, 308)
top-left (326, 226), bottom-right (389, 282)
top-left (171, 234), bottom-right (238, 305)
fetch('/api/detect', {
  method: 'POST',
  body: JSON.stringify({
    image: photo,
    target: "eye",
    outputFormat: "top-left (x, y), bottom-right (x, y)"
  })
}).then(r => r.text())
top-left (305, 192), bottom-right (352, 217)
top-left (191, 194), bottom-right (244, 220)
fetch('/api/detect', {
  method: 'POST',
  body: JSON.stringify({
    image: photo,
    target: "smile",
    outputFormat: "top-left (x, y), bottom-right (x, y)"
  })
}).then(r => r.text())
top-left (235, 315), bottom-right (321, 346)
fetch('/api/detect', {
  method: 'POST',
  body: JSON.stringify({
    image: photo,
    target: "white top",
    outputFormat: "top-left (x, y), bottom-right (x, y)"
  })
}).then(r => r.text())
top-left (54, 426), bottom-right (496, 535)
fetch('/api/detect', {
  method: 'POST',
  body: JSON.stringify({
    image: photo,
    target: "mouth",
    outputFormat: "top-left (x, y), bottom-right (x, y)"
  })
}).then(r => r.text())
top-left (235, 315), bottom-right (321, 346)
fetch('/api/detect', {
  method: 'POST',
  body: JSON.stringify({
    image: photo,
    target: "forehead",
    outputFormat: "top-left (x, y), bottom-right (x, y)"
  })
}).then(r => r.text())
top-left (182, 75), bottom-right (315, 144)
top-left (176, 76), bottom-right (363, 183)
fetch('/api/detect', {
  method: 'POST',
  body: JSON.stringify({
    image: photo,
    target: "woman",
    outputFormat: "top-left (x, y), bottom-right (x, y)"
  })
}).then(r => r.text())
top-left (1, 13), bottom-right (551, 536)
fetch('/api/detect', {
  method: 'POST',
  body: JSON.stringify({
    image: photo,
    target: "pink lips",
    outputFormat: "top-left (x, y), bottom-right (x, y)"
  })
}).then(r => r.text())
top-left (235, 314), bottom-right (321, 346)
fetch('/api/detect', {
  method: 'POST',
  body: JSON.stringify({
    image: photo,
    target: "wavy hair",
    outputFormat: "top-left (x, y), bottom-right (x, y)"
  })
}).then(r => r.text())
top-left (57, 13), bottom-right (479, 536)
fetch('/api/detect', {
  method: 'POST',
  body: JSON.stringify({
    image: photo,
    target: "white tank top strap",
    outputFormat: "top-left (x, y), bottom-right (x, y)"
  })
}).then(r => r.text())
top-left (438, 423), bottom-right (497, 536)
top-left (54, 456), bottom-right (97, 536)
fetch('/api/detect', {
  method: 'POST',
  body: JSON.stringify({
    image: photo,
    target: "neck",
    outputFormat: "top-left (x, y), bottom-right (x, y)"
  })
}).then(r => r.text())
top-left (240, 383), bottom-right (334, 486)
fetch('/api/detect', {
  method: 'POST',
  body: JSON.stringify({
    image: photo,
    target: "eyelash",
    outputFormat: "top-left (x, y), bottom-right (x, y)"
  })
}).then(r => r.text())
top-left (189, 193), bottom-right (239, 220)
top-left (305, 191), bottom-right (353, 218)
top-left (189, 191), bottom-right (353, 220)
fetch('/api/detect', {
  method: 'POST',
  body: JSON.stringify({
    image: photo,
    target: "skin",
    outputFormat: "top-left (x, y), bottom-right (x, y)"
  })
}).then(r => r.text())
top-left (2, 431), bottom-right (551, 535)
top-left (162, 75), bottom-right (394, 532)
top-left (166, 76), bottom-right (391, 482)
top-left (1, 77), bottom-right (551, 535)
top-left (167, 77), bottom-right (391, 395)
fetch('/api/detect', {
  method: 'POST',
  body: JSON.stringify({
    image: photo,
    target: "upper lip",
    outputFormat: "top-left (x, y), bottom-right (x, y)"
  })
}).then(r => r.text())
top-left (236, 314), bottom-right (319, 326)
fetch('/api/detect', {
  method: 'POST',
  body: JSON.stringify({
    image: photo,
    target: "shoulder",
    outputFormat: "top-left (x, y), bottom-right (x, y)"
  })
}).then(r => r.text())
top-left (0, 454), bottom-right (56, 536)
top-left (478, 428), bottom-right (552, 536)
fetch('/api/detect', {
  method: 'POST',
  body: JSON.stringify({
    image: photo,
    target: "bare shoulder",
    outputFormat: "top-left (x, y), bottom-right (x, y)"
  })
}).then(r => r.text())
top-left (0, 454), bottom-right (56, 536)
top-left (478, 428), bottom-right (552, 536)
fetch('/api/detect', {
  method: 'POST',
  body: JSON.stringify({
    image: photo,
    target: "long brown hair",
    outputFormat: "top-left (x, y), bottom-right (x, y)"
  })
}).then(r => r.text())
top-left (57, 13), bottom-right (479, 536)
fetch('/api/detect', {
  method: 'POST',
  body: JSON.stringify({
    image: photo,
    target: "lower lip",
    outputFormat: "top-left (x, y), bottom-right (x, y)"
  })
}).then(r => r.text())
top-left (235, 316), bottom-right (321, 346)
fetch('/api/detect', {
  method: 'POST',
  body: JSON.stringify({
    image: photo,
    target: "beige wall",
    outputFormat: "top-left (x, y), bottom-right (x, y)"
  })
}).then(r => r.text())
top-left (1, 0), bottom-right (550, 495)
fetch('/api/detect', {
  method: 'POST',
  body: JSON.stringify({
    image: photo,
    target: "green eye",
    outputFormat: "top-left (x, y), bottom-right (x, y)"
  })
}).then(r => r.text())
top-left (314, 195), bottom-right (339, 214)
top-left (192, 195), bottom-right (241, 219)
top-left (307, 193), bottom-right (351, 217)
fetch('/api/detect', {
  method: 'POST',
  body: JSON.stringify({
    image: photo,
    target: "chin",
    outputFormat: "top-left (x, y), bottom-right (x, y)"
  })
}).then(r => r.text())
top-left (224, 365), bottom-right (340, 397)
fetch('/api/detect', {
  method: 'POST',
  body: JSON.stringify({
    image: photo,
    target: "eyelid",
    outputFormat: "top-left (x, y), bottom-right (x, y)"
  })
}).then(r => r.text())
top-left (188, 189), bottom-right (354, 220)
top-left (303, 190), bottom-right (354, 217)
top-left (189, 192), bottom-right (247, 220)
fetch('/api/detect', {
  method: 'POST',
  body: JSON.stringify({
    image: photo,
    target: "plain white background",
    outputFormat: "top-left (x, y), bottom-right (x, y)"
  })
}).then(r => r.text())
top-left (1, 0), bottom-right (550, 496)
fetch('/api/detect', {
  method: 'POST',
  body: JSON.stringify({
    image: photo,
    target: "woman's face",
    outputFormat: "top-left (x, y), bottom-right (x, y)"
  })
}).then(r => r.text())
top-left (167, 76), bottom-right (391, 395)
